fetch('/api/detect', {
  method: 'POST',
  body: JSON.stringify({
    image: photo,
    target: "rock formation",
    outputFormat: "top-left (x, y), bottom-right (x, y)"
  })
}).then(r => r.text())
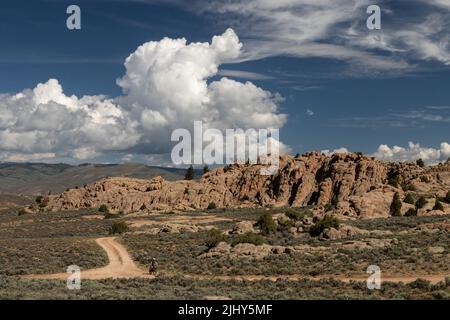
top-left (41, 152), bottom-right (450, 218)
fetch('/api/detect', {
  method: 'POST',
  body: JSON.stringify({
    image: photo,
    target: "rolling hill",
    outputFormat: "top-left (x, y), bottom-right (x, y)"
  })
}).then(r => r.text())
top-left (0, 163), bottom-right (197, 195)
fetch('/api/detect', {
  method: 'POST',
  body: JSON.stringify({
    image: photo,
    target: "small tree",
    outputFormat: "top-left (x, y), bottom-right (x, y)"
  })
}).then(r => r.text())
top-left (416, 159), bottom-right (425, 168)
top-left (433, 199), bottom-right (444, 211)
top-left (415, 196), bottom-right (427, 210)
top-left (445, 191), bottom-right (450, 204)
top-left (257, 212), bottom-right (277, 235)
top-left (390, 192), bottom-right (402, 216)
top-left (203, 165), bottom-right (210, 175)
top-left (109, 221), bottom-right (129, 235)
top-left (207, 202), bottom-right (217, 210)
top-left (404, 193), bottom-right (415, 205)
top-left (98, 204), bottom-right (109, 213)
top-left (185, 165), bottom-right (194, 180)
top-left (404, 208), bottom-right (417, 217)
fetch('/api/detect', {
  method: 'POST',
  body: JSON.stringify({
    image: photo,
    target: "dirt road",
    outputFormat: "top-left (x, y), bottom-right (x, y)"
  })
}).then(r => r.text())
top-left (23, 237), bottom-right (448, 284)
top-left (23, 237), bottom-right (153, 280)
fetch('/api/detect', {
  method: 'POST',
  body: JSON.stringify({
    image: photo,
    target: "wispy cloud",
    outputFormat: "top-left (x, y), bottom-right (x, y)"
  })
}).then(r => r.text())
top-left (217, 69), bottom-right (272, 80)
top-left (336, 105), bottom-right (450, 128)
top-left (143, 0), bottom-right (450, 75)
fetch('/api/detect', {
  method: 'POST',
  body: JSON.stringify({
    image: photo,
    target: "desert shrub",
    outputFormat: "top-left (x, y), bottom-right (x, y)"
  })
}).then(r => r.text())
top-left (104, 212), bottom-right (124, 219)
top-left (309, 216), bottom-right (340, 237)
top-left (420, 176), bottom-right (430, 183)
top-left (324, 203), bottom-right (336, 212)
top-left (390, 192), bottom-right (402, 216)
top-left (403, 193), bottom-right (415, 204)
top-left (404, 208), bottom-right (417, 217)
top-left (415, 196), bottom-right (427, 210)
top-left (109, 221), bottom-right (129, 235)
top-left (232, 232), bottom-right (265, 246)
top-left (98, 204), bottom-right (109, 213)
top-left (433, 199), bottom-right (444, 212)
top-left (35, 196), bottom-right (43, 204)
top-left (277, 218), bottom-right (295, 230)
top-left (285, 208), bottom-right (312, 221)
top-left (205, 229), bottom-right (228, 248)
top-left (445, 191), bottom-right (450, 204)
top-left (409, 278), bottom-right (431, 290)
top-left (207, 202), bottom-right (217, 210)
top-left (257, 212), bottom-right (277, 235)
top-left (416, 159), bottom-right (425, 168)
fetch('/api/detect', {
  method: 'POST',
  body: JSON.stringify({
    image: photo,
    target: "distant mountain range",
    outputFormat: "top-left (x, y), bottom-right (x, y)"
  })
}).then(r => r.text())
top-left (0, 163), bottom-right (201, 195)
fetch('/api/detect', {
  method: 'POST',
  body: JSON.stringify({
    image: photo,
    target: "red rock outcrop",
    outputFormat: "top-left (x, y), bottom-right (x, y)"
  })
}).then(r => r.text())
top-left (42, 153), bottom-right (450, 218)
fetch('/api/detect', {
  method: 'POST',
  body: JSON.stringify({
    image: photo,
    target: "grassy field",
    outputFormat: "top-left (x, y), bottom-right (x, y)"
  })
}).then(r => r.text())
top-left (0, 204), bottom-right (449, 299)
top-left (0, 276), bottom-right (448, 300)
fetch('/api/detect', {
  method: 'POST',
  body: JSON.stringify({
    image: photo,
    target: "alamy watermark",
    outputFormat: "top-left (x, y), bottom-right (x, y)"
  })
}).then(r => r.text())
top-left (66, 265), bottom-right (81, 290)
top-left (366, 265), bottom-right (381, 290)
top-left (367, 5), bottom-right (381, 30)
top-left (171, 121), bottom-right (280, 175)
top-left (66, 5), bottom-right (81, 30)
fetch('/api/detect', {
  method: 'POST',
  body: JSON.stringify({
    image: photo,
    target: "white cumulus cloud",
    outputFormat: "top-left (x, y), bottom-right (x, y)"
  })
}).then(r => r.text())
top-left (372, 142), bottom-right (450, 164)
top-left (0, 29), bottom-right (288, 163)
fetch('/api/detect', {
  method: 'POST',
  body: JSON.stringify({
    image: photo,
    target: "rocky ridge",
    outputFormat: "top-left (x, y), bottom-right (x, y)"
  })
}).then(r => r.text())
top-left (40, 152), bottom-right (450, 218)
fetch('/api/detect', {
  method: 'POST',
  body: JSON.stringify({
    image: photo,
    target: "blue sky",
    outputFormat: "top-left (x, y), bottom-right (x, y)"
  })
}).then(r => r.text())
top-left (0, 0), bottom-right (449, 165)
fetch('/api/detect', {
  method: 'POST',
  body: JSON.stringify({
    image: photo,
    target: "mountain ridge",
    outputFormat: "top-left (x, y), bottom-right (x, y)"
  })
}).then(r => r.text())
top-left (0, 162), bottom-right (201, 195)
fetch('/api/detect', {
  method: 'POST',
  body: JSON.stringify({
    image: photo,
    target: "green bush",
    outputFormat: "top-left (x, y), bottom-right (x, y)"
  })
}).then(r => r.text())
top-left (416, 159), bottom-right (425, 168)
top-left (433, 199), bottom-right (444, 212)
top-left (207, 202), bottom-right (217, 210)
top-left (445, 191), bottom-right (450, 204)
top-left (404, 193), bottom-right (415, 204)
top-left (404, 208), bottom-right (417, 217)
top-left (104, 211), bottom-right (124, 219)
top-left (205, 229), bottom-right (228, 248)
top-left (257, 212), bottom-right (277, 235)
top-left (98, 204), bottom-right (109, 213)
top-left (109, 221), bottom-right (130, 235)
top-left (309, 216), bottom-right (340, 237)
top-left (415, 196), bottom-right (427, 210)
top-left (232, 232), bottom-right (265, 246)
top-left (390, 192), bottom-right (402, 216)
top-left (285, 208), bottom-right (313, 221)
